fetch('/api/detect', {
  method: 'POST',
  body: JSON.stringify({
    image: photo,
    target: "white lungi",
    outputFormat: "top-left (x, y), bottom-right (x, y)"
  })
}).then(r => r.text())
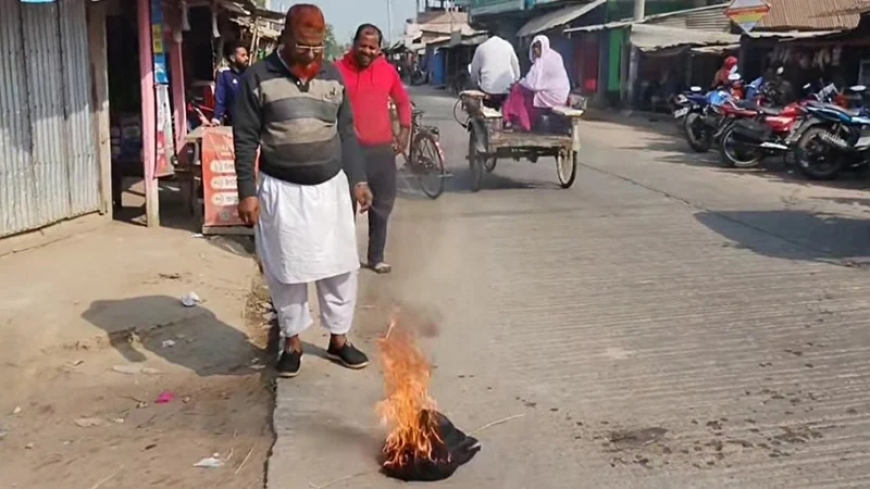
top-left (256, 171), bottom-right (360, 338)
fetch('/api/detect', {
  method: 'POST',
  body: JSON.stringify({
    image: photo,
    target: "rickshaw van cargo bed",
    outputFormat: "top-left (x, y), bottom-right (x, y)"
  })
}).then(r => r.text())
top-left (550, 106), bottom-right (585, 118)
top-left (489, 132), bottom-right (572, 149)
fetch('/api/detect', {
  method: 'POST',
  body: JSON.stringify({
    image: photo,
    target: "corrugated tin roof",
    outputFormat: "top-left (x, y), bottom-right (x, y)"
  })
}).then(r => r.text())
top-left (517, 0), bottom-right (607, 38)
top-left (630, 24), bottom-right (740, 52)
top-left (566, 20), bottom-right (633, 34)
top-left (419, 23), bottom-right (482, 37)
top-left (428, 34), bottom-right (490, 48)
top-left (756, 0), bottom-right (863, 31)
top-left (565, 4), bottom-right (733, 34)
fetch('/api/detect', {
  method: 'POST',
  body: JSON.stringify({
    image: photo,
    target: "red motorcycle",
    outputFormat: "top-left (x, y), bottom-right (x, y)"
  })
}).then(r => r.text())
top-left (718, 91), bottom-right (821, 168)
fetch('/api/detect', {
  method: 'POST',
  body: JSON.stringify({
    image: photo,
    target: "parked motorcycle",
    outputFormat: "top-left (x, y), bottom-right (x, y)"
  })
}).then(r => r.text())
top-left (674, 74), bottom-right (742, 153)
top-left (717, 84), bottom-right (838, 169)
top-left (673, 87), bottom-right (711, 152)
top-left (793, 85), bottom-right (870, 180)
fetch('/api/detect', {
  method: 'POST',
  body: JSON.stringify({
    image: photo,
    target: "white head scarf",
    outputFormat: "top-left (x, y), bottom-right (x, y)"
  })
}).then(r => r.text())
top-left (520, 35), bottom-right (571, 108)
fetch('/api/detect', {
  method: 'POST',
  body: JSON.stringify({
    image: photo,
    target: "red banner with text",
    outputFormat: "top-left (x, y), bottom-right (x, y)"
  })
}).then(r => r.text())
top-left (201, 128), bottom-right (243, 227)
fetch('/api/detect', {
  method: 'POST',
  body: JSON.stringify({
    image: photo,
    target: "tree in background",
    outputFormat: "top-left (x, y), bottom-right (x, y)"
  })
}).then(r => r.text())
top-left (325, 24), bottom-right (342, 61)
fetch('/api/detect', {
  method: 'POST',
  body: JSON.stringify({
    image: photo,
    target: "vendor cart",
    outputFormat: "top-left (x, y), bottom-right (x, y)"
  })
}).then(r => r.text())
top-left (460, 90), bottom-right (585, 191)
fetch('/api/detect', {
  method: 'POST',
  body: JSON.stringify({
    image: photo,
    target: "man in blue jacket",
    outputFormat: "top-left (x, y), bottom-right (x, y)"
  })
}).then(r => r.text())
top-left (212, 42), bottom-right (250, 126)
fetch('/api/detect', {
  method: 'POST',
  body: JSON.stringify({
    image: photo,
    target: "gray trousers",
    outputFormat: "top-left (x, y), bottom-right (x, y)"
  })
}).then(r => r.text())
top-left (353, 145), bottom-right (397, 265)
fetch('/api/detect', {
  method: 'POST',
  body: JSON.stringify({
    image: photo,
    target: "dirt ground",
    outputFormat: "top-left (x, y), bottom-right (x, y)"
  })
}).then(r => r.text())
top-left (0, 270), bottom-right (276, 489)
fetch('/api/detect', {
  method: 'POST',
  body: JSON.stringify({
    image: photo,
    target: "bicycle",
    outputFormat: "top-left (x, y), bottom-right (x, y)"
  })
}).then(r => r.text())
top-left (403, 102), bottom-right (448, 199)
top-left (453, 97), bottom-right (470, 129)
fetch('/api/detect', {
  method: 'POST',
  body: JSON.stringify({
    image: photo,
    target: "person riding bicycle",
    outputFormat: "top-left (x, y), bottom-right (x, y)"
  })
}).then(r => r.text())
top-left (469, 35), bottom-right (520, 109)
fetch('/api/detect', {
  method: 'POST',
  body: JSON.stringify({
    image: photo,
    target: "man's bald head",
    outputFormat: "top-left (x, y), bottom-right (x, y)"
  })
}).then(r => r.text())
top-left (283, 4), bottom-right (325, 44)
top-left (280, 4), bottom-right (326, 80)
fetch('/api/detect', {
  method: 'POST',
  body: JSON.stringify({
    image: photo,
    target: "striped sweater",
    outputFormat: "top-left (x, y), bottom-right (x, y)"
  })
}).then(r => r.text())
top-left (232, 52), bottom-right (365, 200)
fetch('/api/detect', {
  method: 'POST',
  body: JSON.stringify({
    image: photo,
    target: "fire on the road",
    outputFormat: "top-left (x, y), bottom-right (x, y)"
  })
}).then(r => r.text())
top-left (376, 318), bottom-right (447, 470)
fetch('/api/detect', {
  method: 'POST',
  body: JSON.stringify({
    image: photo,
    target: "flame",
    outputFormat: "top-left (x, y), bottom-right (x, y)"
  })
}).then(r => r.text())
top-left (376, 318), bottom-right (445, 468)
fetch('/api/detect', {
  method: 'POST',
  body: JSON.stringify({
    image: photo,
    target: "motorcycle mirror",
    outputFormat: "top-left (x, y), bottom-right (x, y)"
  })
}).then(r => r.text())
top-left (849, 85), bottom-right (867, 92)
top-left (690, 86), bottom-right (702, 92)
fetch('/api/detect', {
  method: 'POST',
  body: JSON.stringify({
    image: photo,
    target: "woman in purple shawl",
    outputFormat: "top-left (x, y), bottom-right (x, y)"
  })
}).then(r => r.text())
top-left (502, 34), bottom-right (571, 132)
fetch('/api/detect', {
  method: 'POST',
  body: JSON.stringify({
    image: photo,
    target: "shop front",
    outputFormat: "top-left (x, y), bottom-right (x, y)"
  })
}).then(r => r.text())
top-left (105, 0), bottom-right (272, 231)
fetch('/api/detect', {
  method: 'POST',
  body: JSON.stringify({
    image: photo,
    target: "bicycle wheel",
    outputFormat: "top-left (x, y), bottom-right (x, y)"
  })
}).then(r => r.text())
top-left (411, 132), bottom-right (446, 199)
top-left (453, 99), bottom-right (469, 128)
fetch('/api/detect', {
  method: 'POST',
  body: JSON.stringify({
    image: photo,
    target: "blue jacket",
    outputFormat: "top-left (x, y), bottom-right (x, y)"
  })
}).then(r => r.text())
top-left (746, 77), bottom-right (765, 100)
top-left (214, 67), bottom-right (244, 123)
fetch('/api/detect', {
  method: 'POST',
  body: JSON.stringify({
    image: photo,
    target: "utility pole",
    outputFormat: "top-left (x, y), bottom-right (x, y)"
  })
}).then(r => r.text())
top-left (386, 0), bottom-right (394, 45)
top-left (627, 0), bottom-right (645, 110)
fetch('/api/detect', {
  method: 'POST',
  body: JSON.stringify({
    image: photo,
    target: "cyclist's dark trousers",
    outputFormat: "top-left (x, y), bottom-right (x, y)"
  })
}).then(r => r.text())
top-left (483, 93), bottom-right (507, 110)
top-left (353, 144), bottom-right (397, 265)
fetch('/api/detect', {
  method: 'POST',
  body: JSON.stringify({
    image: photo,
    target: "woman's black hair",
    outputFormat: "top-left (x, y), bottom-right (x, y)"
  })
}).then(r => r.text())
top-left (354, 23), bottom-right (383, 45)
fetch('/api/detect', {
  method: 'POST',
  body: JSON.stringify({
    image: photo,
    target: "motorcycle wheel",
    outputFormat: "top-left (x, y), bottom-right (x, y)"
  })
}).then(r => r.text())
top-left (719, 125), bottom-right (763, 169)
top-left (794, 127), bottom-right (844, 180)
top-left (684, 113), bottom-right (711, 153)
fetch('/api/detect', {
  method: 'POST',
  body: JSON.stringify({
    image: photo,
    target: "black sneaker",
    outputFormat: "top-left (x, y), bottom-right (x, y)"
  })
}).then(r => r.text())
top-left (326, 342), bottom-right (369, 369)
top-left (276, 350), bottom-right (302, 378)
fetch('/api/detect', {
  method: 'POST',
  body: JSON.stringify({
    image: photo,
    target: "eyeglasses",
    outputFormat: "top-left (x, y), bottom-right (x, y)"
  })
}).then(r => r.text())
top-left (293, 43), bottom-right (325, 54)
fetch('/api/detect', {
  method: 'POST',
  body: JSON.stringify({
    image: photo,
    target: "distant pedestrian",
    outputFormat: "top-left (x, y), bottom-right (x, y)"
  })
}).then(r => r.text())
top-left (212, 42), bottom-right (250, 126)
top-left (337, 23), bottom-right (412, 274)
top-left (233, 4), bottom-right (373, 378)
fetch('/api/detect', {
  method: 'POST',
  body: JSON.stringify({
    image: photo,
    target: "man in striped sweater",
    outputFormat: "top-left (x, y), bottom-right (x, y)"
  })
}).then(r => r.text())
top-left (233, 4), bottom-right (373, 378)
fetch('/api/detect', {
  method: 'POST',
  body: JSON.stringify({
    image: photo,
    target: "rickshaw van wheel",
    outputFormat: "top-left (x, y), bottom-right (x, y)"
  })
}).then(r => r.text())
top-left (556, 151), bottom-right (578, 189)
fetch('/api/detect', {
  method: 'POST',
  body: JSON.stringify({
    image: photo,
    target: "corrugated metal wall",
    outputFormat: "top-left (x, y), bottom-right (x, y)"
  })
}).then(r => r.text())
top-left (0, 0), bottom-right (36, 235)
top-left (647, 8), bottom-right (732, 33)
top-left (684, 8), bottom-right (731, 33)
top-left (0, 0), bottom-right (99, 238)
top-left (60, 0), bottom-right (100, 217)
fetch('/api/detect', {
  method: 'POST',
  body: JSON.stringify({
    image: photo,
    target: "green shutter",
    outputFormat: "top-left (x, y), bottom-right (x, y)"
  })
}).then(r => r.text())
top-left (608, 29), bottom-right (623, 92)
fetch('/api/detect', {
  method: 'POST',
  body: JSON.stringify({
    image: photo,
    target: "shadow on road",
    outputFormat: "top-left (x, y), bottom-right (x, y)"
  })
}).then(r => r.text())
top-left (396, 163), bottom-right (552, 199)
top-left (695, 209), bottom-right (870, 264)
top-left (82, 295), bottom-right (262, 376)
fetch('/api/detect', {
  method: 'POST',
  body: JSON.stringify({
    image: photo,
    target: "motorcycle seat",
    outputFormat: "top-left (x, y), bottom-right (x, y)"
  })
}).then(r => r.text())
top-left (831, 106), bottom-right (863, 117)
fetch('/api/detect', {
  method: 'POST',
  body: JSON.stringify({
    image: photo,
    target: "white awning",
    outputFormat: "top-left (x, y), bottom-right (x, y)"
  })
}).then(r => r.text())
top-left (745, 30), bottom-right (843, 39)
top-left (630, 24), bottom-right (739, 52)
top-left (691, 43), bottom-right (740, 54)
top-left (517, 0), bottom-right (607, 38)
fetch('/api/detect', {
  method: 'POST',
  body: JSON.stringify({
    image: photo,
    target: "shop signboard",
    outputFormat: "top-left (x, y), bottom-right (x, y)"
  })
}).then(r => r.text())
top-left (201, 128), bottom-right (246, 229)
top-left (725, 0), bottom-right (770, 34)
top-left (470, 0), bottom-right (524, 16)
top-left (150, 0), bottom-right (168, 84)
top-left (151, 0), bottom-right (174, 176)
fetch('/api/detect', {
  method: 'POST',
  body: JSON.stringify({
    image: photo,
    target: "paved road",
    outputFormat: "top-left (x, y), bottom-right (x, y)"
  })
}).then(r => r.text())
top-left (268, 89), bottom-right (870, 489)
